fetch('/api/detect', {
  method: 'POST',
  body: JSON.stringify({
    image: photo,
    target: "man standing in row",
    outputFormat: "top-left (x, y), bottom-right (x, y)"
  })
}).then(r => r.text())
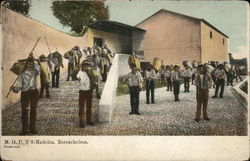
top-left (164, 65), bottom-right (172, 91)
top-left (159, 65), bottom-right (165, 85)
top-left (171, 65), bottom-right (182, 102)
top-left (212, 64), bottom-right (226, 98)
top-left (145, 64), bottom-right (156, 104)
top-left (10, 54), bottom-right (41, 135)
top-left (194, 64), bottom-right (212, 122)
top-left (183, 64), bottom-right (192, 92)
top-left (123, 64), bottom-right (143, 115)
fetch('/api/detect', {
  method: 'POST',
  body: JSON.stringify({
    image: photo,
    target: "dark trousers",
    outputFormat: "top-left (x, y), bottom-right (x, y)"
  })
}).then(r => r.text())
top-left (235, 73), bottom-right (242, 82)
top-left (211, 74), bottom-right (216, 88)
top-left (192, 74), bottom-right (195, 84)
top-left (173, 80), bottom-right (180, 100)
top-left (196, 89), bottom-right (209, 119)
top-left (40, 83), bottom-right (50, 98)
top-left (146, 80), bottom-right (155, 103)
top-left (20, 89), bottom-right (38, 133)
top-left (160, 74), bottom-right (165, 85)
top-left (67, 63), bottom-right (74, 81)
top-left (94, 84), bottom-right (100, 98)
top-left (184, 77), bottom-right (190, 92)
top-left (52, 68), bottom-right (60, 88)
top-left (129, 86), bottom-right (140, 113)
top-left (102, 65), bottom-right (108, 82)
top-left (214, 79), bottom-right (225, 97)
top-left (79, 90), bottom-right (93, 126)
top-left (227, 75), bottom-right (234, 86)
top-left (166, 77), bottom-right (172, 91)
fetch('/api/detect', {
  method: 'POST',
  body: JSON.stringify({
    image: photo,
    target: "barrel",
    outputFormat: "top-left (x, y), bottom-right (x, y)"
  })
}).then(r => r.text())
top-left (128, 55), bottom-right (141, 70)
top-left (153, 57), bottom-right (162, 71)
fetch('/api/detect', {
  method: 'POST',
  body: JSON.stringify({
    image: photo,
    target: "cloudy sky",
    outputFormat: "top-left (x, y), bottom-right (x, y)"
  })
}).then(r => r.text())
top-left (29, 1), bottom-right (248, 58)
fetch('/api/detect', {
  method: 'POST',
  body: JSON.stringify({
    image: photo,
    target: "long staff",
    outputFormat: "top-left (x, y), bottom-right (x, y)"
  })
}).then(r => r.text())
top-left (6, 37), bottom-right (41, 98)
top-left (44, 37), bottom-right (51, 54)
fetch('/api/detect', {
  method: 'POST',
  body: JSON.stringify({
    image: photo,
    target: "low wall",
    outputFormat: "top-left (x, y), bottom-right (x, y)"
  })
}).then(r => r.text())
top-left (1, 7), bottom-right (87, 108)
top-left (98, 54), bottom-right (131, 123)
top-left (231, 78), bottom-right (248, 108)
top-left (99, 54), bottom-right (119, 123)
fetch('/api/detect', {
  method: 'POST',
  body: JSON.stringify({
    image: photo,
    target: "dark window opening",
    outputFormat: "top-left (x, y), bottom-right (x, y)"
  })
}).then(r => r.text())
top-left (223, 38), bottom-right (225, 45)
top-left (93, 37), bottom-right (103, 48)
top-left (210, 31), bottom-right (212, 39)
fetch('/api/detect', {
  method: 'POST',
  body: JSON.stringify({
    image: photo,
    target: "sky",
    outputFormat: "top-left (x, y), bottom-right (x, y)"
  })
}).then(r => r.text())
top-left (29, 0), bottom-right (249, 58)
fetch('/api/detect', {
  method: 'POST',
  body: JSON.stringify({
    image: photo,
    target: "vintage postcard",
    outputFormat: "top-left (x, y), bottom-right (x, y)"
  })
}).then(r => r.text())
top-left (0, 0), bottom-right (249, 160)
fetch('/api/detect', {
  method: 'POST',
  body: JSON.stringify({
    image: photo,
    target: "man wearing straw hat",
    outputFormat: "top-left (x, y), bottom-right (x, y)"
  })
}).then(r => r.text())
top-left (123, 64), bottom-right (144, 115)
top-left (194, 64), bottom-right (212, 122)
top-left (164, 65), bottom-right (172, 91)
top-left (212, 64), bottom-right (226, 98)
top-left (145, 64), bottom-right (156, 104)
top-left (171, 64), bottom-right (182, 101)
top-left (10, 54), bottom-right (41, 135)
top-left (183, 64), bottom-right (192, 92)
top-left (77, 60), bottom-right (95, 127)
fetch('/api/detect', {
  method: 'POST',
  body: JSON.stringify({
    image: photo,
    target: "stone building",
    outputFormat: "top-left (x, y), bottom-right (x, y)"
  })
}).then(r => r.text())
top-left (86, 9), bottom-right (229, 66)
top-left (134, 9), bottom-right (229, 65)
top-left (86, 21), bottom-right (145, 54)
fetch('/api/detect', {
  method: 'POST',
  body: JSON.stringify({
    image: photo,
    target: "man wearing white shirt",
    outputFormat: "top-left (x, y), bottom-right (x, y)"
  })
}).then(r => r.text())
top-left (145, 64), bottom-right (156, 104)
top-left (171, 64), bottom-right (182, 101)
top-left (123, 64), bottom-right (144, 115)
top-left (183, 65), bottom-right (192, 92)
top-left (77, 60), bottom-right (94, 128)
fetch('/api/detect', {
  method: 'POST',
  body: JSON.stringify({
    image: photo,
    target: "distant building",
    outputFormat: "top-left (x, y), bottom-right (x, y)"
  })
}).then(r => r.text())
top-left (135, 9), bottom-right (229, 65)
top-left (228, 53), bottom-right (247, 66)
top-left (86, 21), bottom-right (145, 54)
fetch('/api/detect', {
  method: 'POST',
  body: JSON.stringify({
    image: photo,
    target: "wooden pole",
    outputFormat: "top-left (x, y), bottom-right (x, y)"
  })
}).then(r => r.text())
top-left (6, 37), bottom-right (41, 98)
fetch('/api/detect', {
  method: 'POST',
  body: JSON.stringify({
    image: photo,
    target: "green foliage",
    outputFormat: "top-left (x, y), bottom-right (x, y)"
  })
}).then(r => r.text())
top-left (116, 79), bottom-right (130, 96)
top-left (51, 1), bottom-right (109, 33)
top-left (3, 0), bottom-right (31, 16)
top-left (116, 78), bottom-right (166, 96)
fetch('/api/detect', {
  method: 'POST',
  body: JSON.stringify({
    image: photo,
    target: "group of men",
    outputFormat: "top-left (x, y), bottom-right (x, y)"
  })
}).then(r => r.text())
top-left (124, 60), bottom-right (243, 122)
top-left (10, 44), bottom-right (113, 135)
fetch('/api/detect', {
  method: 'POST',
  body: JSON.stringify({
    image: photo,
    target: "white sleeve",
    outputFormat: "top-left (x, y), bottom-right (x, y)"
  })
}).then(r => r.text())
top-left (77, 71), bottom-right (81, 79)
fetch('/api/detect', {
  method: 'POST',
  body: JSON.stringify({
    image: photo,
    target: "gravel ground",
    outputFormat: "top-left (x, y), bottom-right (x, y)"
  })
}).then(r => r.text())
top-left (2, 78), bottom-right (247, 136)
top-left (111, 83), bottom-right (247, 135)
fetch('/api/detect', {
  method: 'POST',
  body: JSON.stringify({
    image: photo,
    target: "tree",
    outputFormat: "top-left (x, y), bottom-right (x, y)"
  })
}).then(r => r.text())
top-left (51, 1), bottom-right (109, 34)
top-left (3, 0), bottom-right (31, 16)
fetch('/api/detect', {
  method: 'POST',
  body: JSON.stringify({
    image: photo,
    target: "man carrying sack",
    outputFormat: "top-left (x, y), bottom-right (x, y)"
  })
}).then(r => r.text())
top-left (64, 50), bottom-right (78, 81)
top-left (39, 54), bottom-right (52, 98)
top-left (10, 54), bottom-right (41, 135)
top-left (194, 64), bottom-right (212, 122)
top-left (47, 51), bottom-right (64, 88)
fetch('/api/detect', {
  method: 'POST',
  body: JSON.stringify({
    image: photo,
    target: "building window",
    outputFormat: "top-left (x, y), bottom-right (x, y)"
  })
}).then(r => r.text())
top-left (93, 37), bottom-right (103, 47)
top-left (223, 38), bottom-right (225, 45)
top-left (210, 31), bottom-right (212, 39)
